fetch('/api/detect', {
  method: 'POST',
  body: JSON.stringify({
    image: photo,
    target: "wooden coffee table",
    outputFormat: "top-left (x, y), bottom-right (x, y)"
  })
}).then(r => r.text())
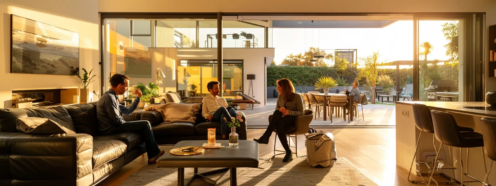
top-left (157, 140), bottom-right (259, 186)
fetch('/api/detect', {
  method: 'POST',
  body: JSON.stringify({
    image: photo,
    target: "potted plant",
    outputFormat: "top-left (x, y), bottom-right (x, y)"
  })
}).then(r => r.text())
top-left (135, 82), bottom-right (159, 108)
top-left (190, 84), bottom-right (197, 92)
top-left (75, 68), bottom-right (96, 103)
top-left (314, 76), bottom-right (337, 96)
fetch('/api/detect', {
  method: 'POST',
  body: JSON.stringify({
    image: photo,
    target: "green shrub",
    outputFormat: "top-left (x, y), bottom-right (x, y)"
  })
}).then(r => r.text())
top-left (377, 75), bottom-right (394, 93)
top-left (267, 66), bottom-right (339, 86)
top-left (335, 77), bottom-right (350, 86)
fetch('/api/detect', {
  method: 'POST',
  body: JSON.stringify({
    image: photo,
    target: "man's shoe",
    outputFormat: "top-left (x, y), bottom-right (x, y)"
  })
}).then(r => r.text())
top-left (283, 153), bottom-right (293, 162)
top-left (148, 150), bottom-right (165, 164)
top-left (253, 136), bottom-right (269, 144)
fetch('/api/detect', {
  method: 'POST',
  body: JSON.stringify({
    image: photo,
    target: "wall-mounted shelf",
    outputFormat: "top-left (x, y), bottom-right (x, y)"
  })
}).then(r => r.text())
top-left (489, 25), bottom-right (496, 77)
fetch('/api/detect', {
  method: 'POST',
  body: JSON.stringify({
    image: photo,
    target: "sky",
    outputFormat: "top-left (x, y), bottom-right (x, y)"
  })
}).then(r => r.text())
top-left (271, 20), bottom-right (458, 65)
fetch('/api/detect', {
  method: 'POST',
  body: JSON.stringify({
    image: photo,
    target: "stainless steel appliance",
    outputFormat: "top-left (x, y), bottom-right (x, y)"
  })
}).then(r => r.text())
top-left (424, 80), bottom-right (459, 101)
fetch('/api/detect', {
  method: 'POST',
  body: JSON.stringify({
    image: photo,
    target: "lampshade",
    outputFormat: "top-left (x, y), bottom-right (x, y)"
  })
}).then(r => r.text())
top-left (157, 68), bottom-right (166, 78)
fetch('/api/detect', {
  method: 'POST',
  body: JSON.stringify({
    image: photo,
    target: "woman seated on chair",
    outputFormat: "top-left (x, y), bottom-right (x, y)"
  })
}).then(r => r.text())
top-left (254, 78), bottom-right (304, 162)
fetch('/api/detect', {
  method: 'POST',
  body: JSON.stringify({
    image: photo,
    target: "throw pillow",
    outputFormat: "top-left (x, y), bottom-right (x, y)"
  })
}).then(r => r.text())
top-left (144, 104), bottom-right (165, 111)
top-left (17, 117), bottom-right (76, 134)
top-left (157, 103), bottom-right (201, 123)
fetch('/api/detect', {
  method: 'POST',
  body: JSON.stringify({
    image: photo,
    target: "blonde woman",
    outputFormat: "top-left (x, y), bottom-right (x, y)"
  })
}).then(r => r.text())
top-left (254, 78), bottom-right (304, 162)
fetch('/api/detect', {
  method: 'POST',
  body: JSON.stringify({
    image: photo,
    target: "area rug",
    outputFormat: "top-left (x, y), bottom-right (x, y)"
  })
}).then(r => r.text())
top-left (120, 147), bottom-right (378, 186)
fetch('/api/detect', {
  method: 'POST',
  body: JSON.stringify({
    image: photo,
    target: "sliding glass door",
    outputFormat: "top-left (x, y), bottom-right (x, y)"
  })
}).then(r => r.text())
top-left (177, 60), bottom-right (243, 99)
top-left (414, 14), bottom-right (484, 101)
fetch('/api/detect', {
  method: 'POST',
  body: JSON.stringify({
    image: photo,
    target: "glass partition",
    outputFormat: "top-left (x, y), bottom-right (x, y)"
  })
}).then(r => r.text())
top-left (177, 60), bottom-right (243, 99)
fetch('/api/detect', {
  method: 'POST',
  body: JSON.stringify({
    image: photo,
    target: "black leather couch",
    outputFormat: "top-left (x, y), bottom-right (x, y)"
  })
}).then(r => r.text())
top-left (0, 103), bottom-right (145, 186)
top-left (123, 106), bottom-right (248, 144)
top-left (0, 103), bottom-right (247, 186)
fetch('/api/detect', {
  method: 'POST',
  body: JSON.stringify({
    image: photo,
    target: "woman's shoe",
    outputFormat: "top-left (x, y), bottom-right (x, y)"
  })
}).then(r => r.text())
top-left (283, 153), bottom-right (293, 162)
top-left (253, 136), bottom-right (269, 144)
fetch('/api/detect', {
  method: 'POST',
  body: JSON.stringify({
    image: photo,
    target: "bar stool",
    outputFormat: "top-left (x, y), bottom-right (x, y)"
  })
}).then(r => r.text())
top-left (408, 104), bottom-right (473, 184)
top-left (428, 110), bottom-right (487, 186)
top-left (480, 118), bottom-right (496, 186)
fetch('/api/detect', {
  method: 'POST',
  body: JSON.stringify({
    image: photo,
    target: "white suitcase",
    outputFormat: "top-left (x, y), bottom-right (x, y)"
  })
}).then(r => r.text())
top-left (305, 132), bottom-right (338, 168)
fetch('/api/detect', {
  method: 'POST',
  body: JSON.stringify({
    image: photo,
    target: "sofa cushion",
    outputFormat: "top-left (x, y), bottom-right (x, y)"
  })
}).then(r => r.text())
top-left (195, 122), bottom-right (221, 135)
top-left (16, 117), bottom-right (76, 134)
top-left (195, 104), bottom-right (207, 124)
top-left (0, 106), bottom-right (75, 133)
top-left (0, 108), bottom-right (29, 132)
top-left (92, 139), bottom-right (127, 169)
top-left (31, 106), bottom-right (75, 133)
top-left (64, 103), bottom-right (99, 136)
top-left (166, 92), bottom-right (182, 103)
top-left (152, 122), bottom-right (195, 136)
top-left (95, 132), bottom-right (142, 152)
top-left (156, 103), bottom-right (201, 123)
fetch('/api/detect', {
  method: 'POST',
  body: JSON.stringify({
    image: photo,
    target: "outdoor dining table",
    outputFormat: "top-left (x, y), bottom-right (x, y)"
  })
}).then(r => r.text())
top-left (310, 93), bottom-right (354, 123)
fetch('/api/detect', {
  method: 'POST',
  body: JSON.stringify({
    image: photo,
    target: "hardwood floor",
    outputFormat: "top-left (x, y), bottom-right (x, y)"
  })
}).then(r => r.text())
top-left (98, 128), bottom-right (451, 186)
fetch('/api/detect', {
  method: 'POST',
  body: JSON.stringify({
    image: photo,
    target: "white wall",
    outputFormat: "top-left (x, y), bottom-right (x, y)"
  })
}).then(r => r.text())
top-left (0, 0), bottom-right (100, 108)
top-left (98, 0), bottom-right (496, 93)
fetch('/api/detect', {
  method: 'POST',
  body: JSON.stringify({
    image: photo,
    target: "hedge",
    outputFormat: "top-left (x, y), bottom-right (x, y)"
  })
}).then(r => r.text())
top-left (267, 66), bottom-right (339, 86)
top-left (267, 66), bottom-right (414, 88)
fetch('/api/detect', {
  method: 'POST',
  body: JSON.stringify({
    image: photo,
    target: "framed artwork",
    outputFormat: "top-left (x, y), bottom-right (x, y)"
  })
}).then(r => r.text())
top-left (11, 15), bottom-right (79, 75)
top-left (124, 48), bottom-right (152, 78)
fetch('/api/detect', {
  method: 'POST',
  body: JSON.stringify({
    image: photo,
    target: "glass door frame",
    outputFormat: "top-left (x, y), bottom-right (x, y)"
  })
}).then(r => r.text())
top-left (413, 13), bottom-right (485, 101)
top-left (99, 13), bottom-right (221, 95)
top-left (175, 59), bottom-right (244, 97)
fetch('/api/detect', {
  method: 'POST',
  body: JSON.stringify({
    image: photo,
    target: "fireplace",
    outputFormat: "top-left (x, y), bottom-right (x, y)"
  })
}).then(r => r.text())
top-left (12, 89), bottom-right (62, 108)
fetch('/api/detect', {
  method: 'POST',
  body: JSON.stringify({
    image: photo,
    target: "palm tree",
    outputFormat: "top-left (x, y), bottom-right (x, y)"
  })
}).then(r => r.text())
top-left (419, 41), bottom-right (433, 100)
top-left (356, 51), bottom-right (383, 104)
top-left (420, 41), bottom-right (433, 61)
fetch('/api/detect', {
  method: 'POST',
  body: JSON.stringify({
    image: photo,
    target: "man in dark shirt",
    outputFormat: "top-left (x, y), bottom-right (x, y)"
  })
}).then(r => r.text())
top-left (97, 74), bottom-right (164, 164)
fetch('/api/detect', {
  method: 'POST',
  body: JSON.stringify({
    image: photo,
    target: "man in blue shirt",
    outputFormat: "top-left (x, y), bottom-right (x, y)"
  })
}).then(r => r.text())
top-left (344, 80), bottom-right (361, 114)
top-left (97, 74), bottom-right (164, 164)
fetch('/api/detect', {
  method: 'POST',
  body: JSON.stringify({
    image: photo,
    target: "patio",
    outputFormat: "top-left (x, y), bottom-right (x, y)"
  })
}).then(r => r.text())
top-left (243, 98), bottom-right (395, 128)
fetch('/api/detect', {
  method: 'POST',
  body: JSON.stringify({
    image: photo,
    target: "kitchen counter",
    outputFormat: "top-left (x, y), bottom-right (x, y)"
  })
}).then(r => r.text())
top-left (396, 101), bottom-right (496, 117)
top-left (396, 101), bottom-right (495, 184)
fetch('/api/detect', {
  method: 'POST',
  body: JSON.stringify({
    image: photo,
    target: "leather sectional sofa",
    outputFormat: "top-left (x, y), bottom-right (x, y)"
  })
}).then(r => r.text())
top-left (0, 102), bottom-right (247, 186)
top-left (123, 105), bottom-right (248, 144)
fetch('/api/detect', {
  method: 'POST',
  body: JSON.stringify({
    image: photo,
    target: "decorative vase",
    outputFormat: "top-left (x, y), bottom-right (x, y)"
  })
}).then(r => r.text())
top-left (324, 88), bottom-right (329, 96)
top-left (229, 127), bottom-right (239, 146)
top-left (79, 88), bottom-right (90, 103)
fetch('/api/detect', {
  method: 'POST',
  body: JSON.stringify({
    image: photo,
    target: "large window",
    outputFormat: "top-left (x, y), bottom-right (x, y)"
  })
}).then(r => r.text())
top-left (177, 60), bottom-right (243, 99)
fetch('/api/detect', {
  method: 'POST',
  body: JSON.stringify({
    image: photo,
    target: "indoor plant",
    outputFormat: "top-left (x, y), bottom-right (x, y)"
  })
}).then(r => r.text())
top-left (226, 111), bottom-right (244, 146)
top-left (76, 68), bottom-right (96, 103)
top-left (135, 82), bottom-right (159, 108)
top-left (314, 76), bottom-right (337, 96)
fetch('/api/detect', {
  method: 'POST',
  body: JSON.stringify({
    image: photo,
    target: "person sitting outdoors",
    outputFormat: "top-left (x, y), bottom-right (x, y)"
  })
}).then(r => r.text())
top-left (344, 80), bottom-right (361, 113)
top-left (254, 78), bottom-right (304, 162)
top-left (97, 74), bottom-right (164, 164)
top-left (202, 81), bottom-right (238, 138)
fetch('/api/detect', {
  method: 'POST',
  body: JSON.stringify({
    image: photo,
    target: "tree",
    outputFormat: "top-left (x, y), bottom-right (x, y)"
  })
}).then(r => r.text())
top-left (356, 51), bottom-right (383, 104)
top-left (442, 22), bottom-right (459, 63)
top-left (270, 60), bottom-right (276, 66)
top-left (334, 56), bottom-right (349, 71)
top-left (280, 47), bottom-right (333, 67)
top-left (419, 41), bottom-right (433, 61)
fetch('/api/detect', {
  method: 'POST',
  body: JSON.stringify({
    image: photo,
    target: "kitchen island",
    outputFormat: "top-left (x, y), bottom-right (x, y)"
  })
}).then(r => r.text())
top-left (396, 101), bottom-right (496, 185)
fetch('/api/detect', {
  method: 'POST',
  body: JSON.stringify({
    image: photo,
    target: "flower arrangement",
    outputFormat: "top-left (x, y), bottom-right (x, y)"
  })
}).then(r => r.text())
top-left (226, 111), bottom-right (245, 128)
